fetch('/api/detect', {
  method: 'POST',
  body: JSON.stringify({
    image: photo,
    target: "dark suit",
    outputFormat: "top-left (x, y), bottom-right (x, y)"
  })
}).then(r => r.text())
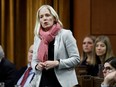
top-left (14, 66), bottom-right (27, 84)
top-left (0, 57), bottom-right (17, 87)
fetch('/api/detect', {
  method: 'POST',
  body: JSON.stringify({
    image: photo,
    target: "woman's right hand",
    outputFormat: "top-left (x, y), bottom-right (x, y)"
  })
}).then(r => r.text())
top-left (103, 71), bottom-right (116, 85)
top-left (36, 62), bottom-right (46, 71)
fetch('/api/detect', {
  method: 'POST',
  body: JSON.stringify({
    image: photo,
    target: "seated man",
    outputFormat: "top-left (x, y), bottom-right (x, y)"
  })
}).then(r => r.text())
top-left (0, 45), bottom-right (17, 87)
top-left (101, 57), bottom-right (116, 87)
top-left (15, 45), bottom-right (35, 87)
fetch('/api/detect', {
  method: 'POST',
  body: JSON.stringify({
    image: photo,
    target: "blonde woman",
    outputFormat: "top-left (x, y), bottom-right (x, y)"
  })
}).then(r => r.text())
top-left (30, 5), bottom-right (80, 87)
top-left (80, 35), bottom-right (100, 76)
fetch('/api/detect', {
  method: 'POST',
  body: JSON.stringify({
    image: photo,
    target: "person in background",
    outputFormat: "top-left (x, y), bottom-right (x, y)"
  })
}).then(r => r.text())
top-left (15, 45), bottom-right (35, 87)
top-left (0, 45), bottom-right (17, 87)
top-left (80, 35), bottom-right (99, 76)
top-left (29, 5), bottom-right (80, 87)
top-left (92, 35), bottom-right (114, 77)
top-left (101, 57), bottom-right (116, 87)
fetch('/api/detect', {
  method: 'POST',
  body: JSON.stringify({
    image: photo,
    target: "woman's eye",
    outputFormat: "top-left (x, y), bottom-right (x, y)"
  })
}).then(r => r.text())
top-left (83, 42), bottom-right (86, 44)
top-left (45, 14), bottom-right (50, 17)
top-left (40, 16), bottom-right (43, 18)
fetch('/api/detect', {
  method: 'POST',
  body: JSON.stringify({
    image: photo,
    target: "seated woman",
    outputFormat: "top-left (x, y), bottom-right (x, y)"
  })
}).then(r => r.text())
top-left (101, 57), bottom-right (116, 87)
top-left (92, 35), bottom-right (114, 77)
top-left (80, 35), bottom-right (99, 76)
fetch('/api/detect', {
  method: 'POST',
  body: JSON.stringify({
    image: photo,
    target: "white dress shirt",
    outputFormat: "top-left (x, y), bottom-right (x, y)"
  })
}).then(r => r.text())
top-left (17, 64), bottom-right (35, 87)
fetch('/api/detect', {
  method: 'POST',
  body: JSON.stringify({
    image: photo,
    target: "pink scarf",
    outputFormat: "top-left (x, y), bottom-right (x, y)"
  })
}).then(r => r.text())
top-left (37, 23), bottom-right (61, 62)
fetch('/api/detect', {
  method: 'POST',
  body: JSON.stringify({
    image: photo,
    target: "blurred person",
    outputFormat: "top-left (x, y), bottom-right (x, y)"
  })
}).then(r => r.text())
top-left (101, 57), bottom-right (116, 87)
top-left (81, 35), bottom-right (96, 62)
top-left (29, 5), bottom-right (80, 87)
top-left (93, 35), bottom-right (114, 77)
top-left (79, 35), bottom-right (99, 76)
top-left (15, 45), bottom-right (35, 87)
top-left (0, 45), bottom-right (17, 87)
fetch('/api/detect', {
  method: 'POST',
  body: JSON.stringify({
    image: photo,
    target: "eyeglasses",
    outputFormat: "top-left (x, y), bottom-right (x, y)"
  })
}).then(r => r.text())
top-left (103, 66), bottom-right (115, 72)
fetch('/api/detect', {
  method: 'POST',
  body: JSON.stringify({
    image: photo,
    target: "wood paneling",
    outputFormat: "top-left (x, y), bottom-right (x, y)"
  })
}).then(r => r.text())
top-left (91, 0), bottom-right (116, 55)
top-left (73, 0), bottom-right (91, 54)
top-left (73, 0), bottom-right (116, 56)
top-left (91, 0), bottom-right (116, 34)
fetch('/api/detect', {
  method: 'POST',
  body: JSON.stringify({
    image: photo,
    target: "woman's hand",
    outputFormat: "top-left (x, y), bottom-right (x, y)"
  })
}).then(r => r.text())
top-left (103, 71), bottom-right (116, 85)
top-left (44, 60), bottom-right (59, 70)
top-left (36, 62), bottom-right (46, 71)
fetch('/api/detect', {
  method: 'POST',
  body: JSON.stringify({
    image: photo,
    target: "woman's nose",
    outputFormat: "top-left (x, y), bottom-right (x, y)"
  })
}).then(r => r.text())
top-left (97, 46), bottom-right (101, 50)
top-left (102, 68), bottom-right (107, 73)
top-left (84, 43), bottom-right (88, 47)
top-left (43, 16), bottom-right (47, 20)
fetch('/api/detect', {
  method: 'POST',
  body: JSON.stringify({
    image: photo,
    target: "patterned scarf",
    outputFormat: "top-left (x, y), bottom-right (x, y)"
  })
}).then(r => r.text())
top-left (37, 23), bottom-right (61, 62)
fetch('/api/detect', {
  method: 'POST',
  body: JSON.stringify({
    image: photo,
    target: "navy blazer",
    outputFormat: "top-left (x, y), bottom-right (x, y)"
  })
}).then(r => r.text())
top-left (14, 66), bottom-right (27, 84)
top-left (0, 57), bottom-right (17, 87)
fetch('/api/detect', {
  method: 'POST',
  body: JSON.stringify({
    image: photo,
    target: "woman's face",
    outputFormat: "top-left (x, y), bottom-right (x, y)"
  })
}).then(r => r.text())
top-left (83, 37), bottom-right (94, 53)
top-left (39, 7), bottom-right (55, 31)
top-left (103, 62), bottom-right (116, 77)
top-left (95, 41), bottom-right (106, 57)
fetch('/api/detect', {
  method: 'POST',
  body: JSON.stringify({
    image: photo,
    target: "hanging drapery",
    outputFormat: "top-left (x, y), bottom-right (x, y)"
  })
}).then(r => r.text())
top-left (0, 0), bottom-right (70, 69)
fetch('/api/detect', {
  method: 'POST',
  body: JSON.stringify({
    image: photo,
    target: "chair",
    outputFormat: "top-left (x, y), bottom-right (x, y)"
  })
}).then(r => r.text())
top-left (93, 77), bottom-right (103, 87)
top-left (76, 65), bottom-right (87, 75)
top-left (77, 75), bottom-right (93, 87)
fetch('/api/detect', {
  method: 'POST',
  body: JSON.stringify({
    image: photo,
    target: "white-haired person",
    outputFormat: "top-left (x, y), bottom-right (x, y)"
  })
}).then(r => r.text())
top-left (28, 5), bottom-right (80, 87)
top-left (0, 45), bottom-right (17, 87)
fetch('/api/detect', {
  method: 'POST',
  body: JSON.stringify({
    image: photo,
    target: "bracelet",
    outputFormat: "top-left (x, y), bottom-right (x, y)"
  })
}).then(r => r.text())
top-left (35, 64), bottom-right (38, 70)
top-left (57, 59), bottom-right (60, 63)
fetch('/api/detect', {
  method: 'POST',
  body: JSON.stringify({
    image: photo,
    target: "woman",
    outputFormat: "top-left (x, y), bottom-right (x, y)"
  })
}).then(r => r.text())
top-left (30, 5), bottom-right (80, 87)
top-left (80, 35), bottom-right (99, 76)
top-left (93, 35), bottom-right (114, 77)
top-left (94, 35), bottom-right (114, 64)
top-left (101, 57), bottom-right (116, 87)
top-left (81, 35), bottom-right (96, 63)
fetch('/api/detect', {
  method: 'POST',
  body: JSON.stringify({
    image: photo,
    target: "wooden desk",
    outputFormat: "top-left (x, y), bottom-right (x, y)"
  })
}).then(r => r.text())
top-left (77, 75), bottom-right (103, 87)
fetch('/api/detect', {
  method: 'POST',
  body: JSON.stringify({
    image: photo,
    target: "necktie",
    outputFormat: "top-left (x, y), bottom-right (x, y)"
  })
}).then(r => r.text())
top-left (20, 67), bottom-right (32, 87)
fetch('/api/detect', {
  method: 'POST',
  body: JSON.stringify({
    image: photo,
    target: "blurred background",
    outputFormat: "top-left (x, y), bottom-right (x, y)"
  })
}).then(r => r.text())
top-left (0, 0), bottom-right (116, 69)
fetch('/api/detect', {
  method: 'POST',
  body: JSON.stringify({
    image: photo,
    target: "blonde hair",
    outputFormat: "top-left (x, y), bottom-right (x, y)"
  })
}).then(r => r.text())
top-left (34, 5), bottom-right (63, 36)
top-left (81, 35), bottom-right (96, 65)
